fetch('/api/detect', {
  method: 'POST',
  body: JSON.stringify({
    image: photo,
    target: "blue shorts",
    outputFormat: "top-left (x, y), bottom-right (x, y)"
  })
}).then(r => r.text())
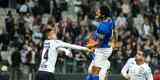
top-left (36, 71), bottom-right (56, 80)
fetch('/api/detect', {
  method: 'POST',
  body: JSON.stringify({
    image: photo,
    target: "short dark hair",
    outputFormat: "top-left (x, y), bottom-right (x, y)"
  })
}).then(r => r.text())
top-left (44, 28), bottom-right (52, 34)
top-left (43, 28), bottom-right (52, 39)
top-left (99, 5), bottom-right (111, 19)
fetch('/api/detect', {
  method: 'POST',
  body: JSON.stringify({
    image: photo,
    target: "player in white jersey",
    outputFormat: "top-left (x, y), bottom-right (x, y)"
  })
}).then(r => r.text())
top-left (36, 27), bottom-right (90, 80)
top-left (122, 50), bottom-right (153, 80)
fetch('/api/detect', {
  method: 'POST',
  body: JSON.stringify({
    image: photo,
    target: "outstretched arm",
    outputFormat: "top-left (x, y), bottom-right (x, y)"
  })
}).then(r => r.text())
top-left (59, 40), bottom-right (90, 51)
top-left (57, 47), bottom-right (72, 57)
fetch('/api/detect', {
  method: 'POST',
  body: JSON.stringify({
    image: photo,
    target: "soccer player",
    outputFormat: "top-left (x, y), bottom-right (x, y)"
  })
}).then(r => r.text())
top-left (36, 27), bottom-right (90, 80)
top-left (122, 50), bottom-right (153, 80)
top-left (86, 5), bottom-right (114, 80)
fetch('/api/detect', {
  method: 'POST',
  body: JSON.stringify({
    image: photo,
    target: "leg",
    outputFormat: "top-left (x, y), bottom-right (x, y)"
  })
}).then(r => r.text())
top-left (86, 67), bottom-right (108, 80)
top-left (99, 68), bottom-right (108, 80)
top-left (36, 71), bottom-right (49, 80)
top-left (98, 60), bottom-right (110, 80)
top-left (86, 65), bottom-right (101, 80)
top-left (85, 61), bottom-right (94, 80)
top-left (36, 71), bottom-right (56, 80)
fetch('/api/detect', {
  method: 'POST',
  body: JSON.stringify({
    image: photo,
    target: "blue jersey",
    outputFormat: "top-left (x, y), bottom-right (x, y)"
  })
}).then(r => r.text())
top-left (95, 19), bottom-right (114, 48)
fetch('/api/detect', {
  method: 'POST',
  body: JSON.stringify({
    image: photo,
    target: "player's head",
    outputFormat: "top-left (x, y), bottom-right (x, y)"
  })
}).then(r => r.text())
top-left (135, 49), bottom-right (148, 64)
top-left (44, 27), bottom-right (57, 40)
top-left (96, 5), bottom-right (111, 21)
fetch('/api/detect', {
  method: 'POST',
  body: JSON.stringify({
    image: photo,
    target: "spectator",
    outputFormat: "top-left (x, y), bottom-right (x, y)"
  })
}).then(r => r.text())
top-left (24, 13), bottom-right (34, 32)
top-left (121, 0), bottom-right (131, 17)
top-left (133, 13), bottom-right (144, 36)
top-left (17, 13), bottom-right (26, 36)
top-left (142, 17), bottom-right (152, 38)
top-left (154, 69), bottom-right (160, 80)
top-left (115, 12), bottom-right (127, 29)
top-left (131, 0), bottom-right (141, 17)
top-left (155, 16), bottom-right (160, 39)
top-left (32, 29), bottom-right (43, 45)
top-left (11, 49), bottom-right (21, 80)
top-left (19, 3), bottom-right (29, 14)
top-left (5, 10), bottom-right (15, 40)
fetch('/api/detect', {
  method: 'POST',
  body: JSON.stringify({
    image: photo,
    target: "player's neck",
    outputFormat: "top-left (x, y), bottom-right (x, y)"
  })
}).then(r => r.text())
top-left (48, 35), bottom-right (57, 40)
top-left (96, 39), bottom-right (103, 48)
top-left (48, 37), bottom-right (57, 40)
top-left (136, 60), bottom-right (145, 65)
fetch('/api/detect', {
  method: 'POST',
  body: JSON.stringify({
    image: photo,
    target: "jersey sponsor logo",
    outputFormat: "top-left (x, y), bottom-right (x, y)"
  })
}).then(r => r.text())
top-left (40, 64), bottom-right (48, 68)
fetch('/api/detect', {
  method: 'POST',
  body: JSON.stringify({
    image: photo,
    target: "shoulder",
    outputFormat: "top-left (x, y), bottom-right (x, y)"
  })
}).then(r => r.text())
top-left (44, 40), bottom-right (57, 46)
top-left (54, 40), bottom-right (66, 45)
top-left (55, 40), bottom-right (63, 43)
top-left (44, 40), bottom-right (53, 43)
top-left (44, 40), bottom-right (49, 43)
top-left (143, 63), bottom-right (150, 68)
top-left (102, 19), bottom-right (114, 25)
top-left (127, 58), bottom-right (136, 64)
top-left (143, 63), bottom-right (152, 73)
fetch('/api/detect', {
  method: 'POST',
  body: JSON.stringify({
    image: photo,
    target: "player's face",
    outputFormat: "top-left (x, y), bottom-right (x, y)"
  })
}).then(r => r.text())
top-left (48, 29), bottom-right (57, 39)
top-left (95, 8), bottom-right (101, 21)
top-left (96, 9), bottom-right (101, 18)
top-left (135, 51), bottom-right (144, 61)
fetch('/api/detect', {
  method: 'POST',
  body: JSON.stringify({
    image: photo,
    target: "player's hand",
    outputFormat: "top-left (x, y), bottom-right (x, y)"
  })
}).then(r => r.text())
top-left (87, 48), bottom-right (92, 52)
top-left (125, 75), bottom-right (130, 80)
top-left (127, 77), bottom-right (130, 80)
top-left (65, 51), bottom-right (73, 58)
top-left (67, 53), bottom-right (73, 58)
top-left (84, 48), bottom-right (92, 55)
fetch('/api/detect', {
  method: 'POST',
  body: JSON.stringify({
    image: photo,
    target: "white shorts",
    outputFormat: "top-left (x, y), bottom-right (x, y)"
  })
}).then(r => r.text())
top-left (88, 48), bottom-right (112, 79)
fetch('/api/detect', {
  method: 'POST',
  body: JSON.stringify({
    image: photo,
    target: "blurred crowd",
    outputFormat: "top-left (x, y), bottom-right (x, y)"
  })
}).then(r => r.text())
top-left (0, 0), bottom-right (160, 80)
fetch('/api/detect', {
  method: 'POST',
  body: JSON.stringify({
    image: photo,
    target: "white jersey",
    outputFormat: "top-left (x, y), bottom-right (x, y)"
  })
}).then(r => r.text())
top-left (38, 40), bottom-right (88, 73)
top-left (121, 58), bottom-right (136, 79)
top-left (128, 63), bottom-right (153, 80)
top-left (93, 48), bottom-right (112, 68)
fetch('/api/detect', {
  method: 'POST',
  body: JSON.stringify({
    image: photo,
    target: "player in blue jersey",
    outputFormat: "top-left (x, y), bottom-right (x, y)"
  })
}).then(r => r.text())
top-left (85, 5), bottom-right (114, 80)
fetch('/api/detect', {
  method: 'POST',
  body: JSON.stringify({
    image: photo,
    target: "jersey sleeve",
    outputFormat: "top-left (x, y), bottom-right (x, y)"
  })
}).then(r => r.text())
top-left (57, 47), bottom-right (71, 56)
top-left (59, 40), bottom-right (88, 51)
top-left (121, 58), bottom-right (132, 79)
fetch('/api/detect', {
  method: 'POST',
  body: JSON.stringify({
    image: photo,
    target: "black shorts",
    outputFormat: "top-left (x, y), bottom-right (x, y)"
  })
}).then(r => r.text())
top-left (36, 71), bottom-right (56, 80)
